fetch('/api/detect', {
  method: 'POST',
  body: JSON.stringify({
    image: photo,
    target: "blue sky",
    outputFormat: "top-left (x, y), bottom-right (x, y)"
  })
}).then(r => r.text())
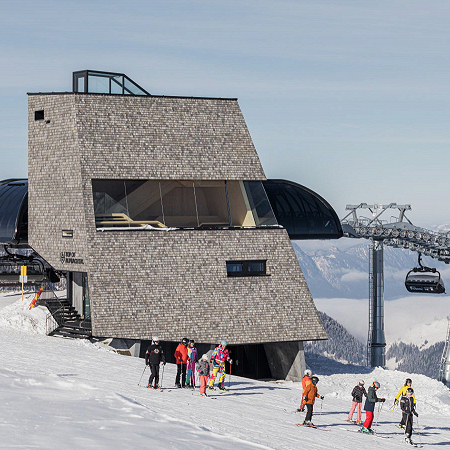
top-left (1, 0), bottom-right (450, 226)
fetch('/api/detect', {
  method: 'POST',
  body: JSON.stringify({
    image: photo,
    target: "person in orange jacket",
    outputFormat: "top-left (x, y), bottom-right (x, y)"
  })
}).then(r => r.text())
top-left (302, 375), bottom-right (324, 426)
top-left (174, 337), bottom-right (189, 387)
top-left (297, 369), bottom-right (312, 412)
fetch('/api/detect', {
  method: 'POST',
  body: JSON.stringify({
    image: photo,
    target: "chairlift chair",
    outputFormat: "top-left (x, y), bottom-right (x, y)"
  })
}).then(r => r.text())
top-left (405, 253), bottom-right (445, 294)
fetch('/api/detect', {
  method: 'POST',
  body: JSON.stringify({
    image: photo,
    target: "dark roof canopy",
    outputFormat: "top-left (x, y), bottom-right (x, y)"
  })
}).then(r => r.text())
top-left (0, 179), bottom-right (28, 245)
top-left (263, 179), bottom-right (343, 240)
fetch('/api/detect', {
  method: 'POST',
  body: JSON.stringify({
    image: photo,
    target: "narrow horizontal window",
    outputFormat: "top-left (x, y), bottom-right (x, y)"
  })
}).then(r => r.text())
top-left (226, 260), bottom-right (267, 277)
top-left (91, 179), bottom-right (278, 231)
top-left (62, 229), bottom-right (73, 238)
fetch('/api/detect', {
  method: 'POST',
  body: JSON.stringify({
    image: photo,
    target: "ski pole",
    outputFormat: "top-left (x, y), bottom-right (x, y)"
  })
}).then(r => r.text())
top-left (228, 360), bottom-right (232, 388)
top-left (160, 363), bottom-right (165, 389)
top-left (416, 416), bottom-right (422, 447)
top-left (138, 365), bottom-right (147, 386)
top-left (374, 402), bottom-right (383, 427)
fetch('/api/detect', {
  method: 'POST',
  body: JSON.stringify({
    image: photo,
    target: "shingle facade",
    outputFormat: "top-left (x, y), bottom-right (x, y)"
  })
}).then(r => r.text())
top-left (28, 93), bottom-right (327, 345)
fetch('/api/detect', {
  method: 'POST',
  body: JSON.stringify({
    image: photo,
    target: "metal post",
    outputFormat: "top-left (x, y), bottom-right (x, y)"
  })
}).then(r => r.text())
top-left (369, 239), bottom-right (386, 367)
top-left (439, 318), bottom-right (450, 387)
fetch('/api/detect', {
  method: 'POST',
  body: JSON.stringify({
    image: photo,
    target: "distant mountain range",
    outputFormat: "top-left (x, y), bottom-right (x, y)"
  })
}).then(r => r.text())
top-left (292, 239), bottom-right (449, 299)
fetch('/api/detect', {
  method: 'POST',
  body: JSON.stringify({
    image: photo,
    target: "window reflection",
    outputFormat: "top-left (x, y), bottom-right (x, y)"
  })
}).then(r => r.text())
top-left (91, 179), bottom-right (279, 230)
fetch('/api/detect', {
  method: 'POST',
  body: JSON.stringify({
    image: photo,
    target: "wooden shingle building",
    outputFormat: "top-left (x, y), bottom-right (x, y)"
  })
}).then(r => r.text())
top-left (2, 71), bottom-right (343, 380)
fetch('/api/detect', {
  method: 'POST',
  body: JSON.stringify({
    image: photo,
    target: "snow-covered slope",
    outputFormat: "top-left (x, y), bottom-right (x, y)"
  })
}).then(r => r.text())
top-left (1, 292), bottom-right (450, 449)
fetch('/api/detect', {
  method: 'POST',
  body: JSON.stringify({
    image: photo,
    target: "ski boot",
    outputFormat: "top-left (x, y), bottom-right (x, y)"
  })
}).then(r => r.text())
top-left (208, 385), bottom-right (215, 391)
top-left (218, 383), bottom-right (228, 392)
top-left (356, 420), bottom-right (362, 424)
top-left (360, 427), bottom-right (373, 434)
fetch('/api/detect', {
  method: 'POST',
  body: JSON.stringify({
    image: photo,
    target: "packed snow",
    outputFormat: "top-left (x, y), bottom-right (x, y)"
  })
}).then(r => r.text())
top-left (1, 292), bottom-right (450, 449)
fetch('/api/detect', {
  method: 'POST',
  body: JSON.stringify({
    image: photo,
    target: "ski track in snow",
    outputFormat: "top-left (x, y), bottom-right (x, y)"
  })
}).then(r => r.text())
top-left (1, 292), bottom-right (450, 449)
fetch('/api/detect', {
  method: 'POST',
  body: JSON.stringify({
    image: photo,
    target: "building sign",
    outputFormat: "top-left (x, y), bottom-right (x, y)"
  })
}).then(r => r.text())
top-left (60, 252), bottom-right (84, 265)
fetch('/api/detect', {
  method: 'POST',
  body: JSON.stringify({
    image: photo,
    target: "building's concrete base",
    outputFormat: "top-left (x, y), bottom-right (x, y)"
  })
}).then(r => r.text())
top-left (263, 341), bottom-right (306, 382)
top-left (93, 338), bottom-right (141, 357)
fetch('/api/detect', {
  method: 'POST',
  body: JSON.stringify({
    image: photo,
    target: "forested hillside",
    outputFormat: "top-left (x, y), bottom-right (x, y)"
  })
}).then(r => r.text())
top-left (305, 311), bottom-right (366, 365)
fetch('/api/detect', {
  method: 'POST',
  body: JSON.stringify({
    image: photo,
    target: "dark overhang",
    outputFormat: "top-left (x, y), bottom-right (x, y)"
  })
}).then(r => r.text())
top-left (0, 179), bottom-right (28, 245)
top-left (263, 179), bottom-right (343, 240)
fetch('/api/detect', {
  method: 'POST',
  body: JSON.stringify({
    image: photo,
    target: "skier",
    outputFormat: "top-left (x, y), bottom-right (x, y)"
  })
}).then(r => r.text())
top-left (360, 381), bottom-right (385, 434)
top-left (186, 339), bottom-right (198, 389)
top-left (394, 378), bottom-right (416, 429)
top-left (348, 380), bottom-right (367, 424)
top-left (297, 369), bottom-right (312, 412)
top-left (400, 387), bottom-right (419, 445)
top-left (302, 375), bottom-right (324, 426)
top-left (208, 340), bottom-right (232, 391)
top-left (197, 354), bottom-right (210, 397)
top-left (174, 337), bottom-right (189, 388)
top-left (144, 337), bottom-right (166, 389)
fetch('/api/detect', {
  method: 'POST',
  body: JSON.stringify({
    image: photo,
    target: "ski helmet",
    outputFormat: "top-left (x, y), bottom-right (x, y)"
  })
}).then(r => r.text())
top-left (201, 354), bottom-right (208, 361)
top-left (405, 378), bottom-right (412, 385)
top-left (152, 336), bottom-right (159, 343)
top-left (406, 388), bottom-right (414, 395)
top-left (304, 369), bottom-right (312, 377)
top-left (358, 380), bottom-right (365, 386)
top-left (311, 376), bottom-right (319, 385)
top-left (182, 337), bottom-right (189, 345)
top-left (189, 339), bottom-right (195, 346)
top-left (220, 340), bottom-right (227, 348)
top-left (373, 381), bottom-right (380, 389)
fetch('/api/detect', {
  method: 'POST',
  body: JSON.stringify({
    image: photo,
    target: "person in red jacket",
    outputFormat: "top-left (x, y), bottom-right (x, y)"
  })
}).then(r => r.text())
top-left (174, 337), bottom-right (188, 388)
top-left (297, 369), bottom-right (312, 412)
top-left (302, 376), bottom-right (324, 426)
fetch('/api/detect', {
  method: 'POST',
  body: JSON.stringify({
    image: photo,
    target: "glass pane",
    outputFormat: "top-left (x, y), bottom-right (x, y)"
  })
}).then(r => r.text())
top-left (159, 181), bottom-right (198, 227)
top-left (193, 181), bottom-right (230, 228)
top-left (88, 75), bottom-right (110, 94)
top-left (76, 76), bottom-right (85, 93)
top-left (92, 180), bottom-right (129, 227)
top-left (243, 181), bottom-right (278, 227)
top-left (226, 262), bottom-right (243, 273)
top-left (124, 180), bottom-right (165, 227)
top-left (124, 77), bottom-right (147, 95)
top-left (226, 181), bottom-right (256, 227)
top-left (111, 76), bottom-right (124, 94)
top-left (247, 261), bottom-right (265, 273)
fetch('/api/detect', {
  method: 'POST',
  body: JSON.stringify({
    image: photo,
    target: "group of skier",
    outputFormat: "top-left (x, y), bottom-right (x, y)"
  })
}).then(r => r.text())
top-left (344, 376), bottom-right (418, 445)
top-left (144, 337), bottom-right (232, 396)
top-left (145, 340), bottom-right (419, 445)
top-left (297, 370), bottom-right (419, 445)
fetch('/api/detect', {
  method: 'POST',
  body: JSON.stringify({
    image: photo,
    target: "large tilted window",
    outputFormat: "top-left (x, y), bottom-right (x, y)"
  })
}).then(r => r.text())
top-left (92, 179), bottom-right (278, 230)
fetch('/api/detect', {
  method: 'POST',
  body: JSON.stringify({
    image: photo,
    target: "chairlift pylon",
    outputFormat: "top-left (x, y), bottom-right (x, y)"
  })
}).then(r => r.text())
top-left (405, 253), bottom-right (445, 294)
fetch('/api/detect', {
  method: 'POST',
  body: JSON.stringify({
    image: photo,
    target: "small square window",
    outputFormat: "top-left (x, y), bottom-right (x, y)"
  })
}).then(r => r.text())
top-left (35, 110), bottom-right (44, 121)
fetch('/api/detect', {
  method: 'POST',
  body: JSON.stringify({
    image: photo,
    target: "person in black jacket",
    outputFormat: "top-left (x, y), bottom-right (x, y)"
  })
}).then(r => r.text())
top-left (360, 381), bottom-right (385, 434)
top-left (145, 337), bottom-right (166, 389)
top-left (348, 380), bottom-right (367, 423)
top-left (400, 388), bottom-right (418, 445)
